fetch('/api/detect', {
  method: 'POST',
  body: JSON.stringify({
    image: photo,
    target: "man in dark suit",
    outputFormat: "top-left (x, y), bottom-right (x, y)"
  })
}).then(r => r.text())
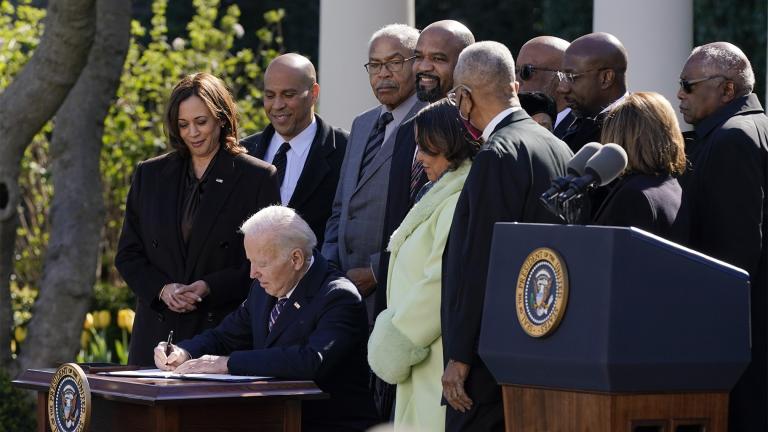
top-left (555, 32), bottom-right (628, 151)
top-left (440, 41), bottom-right (572, 431)
top-left (155, 206), bottom-right (378, 432)
top-left (677, 42), bottom-right (768, 432)
top-left (242, 54), bottom-right (347, 245)
top-left (374, 20), bottom-right (474, 317)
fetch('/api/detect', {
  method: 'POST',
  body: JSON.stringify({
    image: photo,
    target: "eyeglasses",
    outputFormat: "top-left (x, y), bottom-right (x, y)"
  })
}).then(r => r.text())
top-left (517, 64), bottom-right (559, 81)
top-left (557, 68), bottom-right (610, 84)
top-left (447, 84), bottom-right (472, 106)
top-left (678, 75), bottom-right (725, 94)
top-left (363, 56), bottom-right (416, 74)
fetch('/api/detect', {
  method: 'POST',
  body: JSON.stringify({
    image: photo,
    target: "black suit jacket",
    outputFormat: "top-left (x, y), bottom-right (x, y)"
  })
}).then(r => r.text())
top-left (680, 94), bottom-right (768, 431)
top-left (242, 115), bottom-right (347, 245)
top-left (179, 253), bottom-right (378, 432)
top-left (560, 112), bottom-right (604, 153)
top-left (593, 173), bottom-right (689, 244)
top-left (441, 110), bottom-right (572, 429)
top-left (115, 149), bottom-right (280, 366)
top-left (373, 116), bottom-right (428, 316)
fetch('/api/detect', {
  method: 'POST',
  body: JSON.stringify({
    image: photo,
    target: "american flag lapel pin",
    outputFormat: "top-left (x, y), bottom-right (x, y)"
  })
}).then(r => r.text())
top-left (293, 302), bottom-right (301, 309)
top-left (215, 178), bottom-right (224, 183)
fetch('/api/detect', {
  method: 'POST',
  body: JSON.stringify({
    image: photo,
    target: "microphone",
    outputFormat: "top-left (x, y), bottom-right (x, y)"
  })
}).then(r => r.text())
top-left (557, 143), bottom-right (628, 202)
top-left (540, 142), bottom-right (602, 201)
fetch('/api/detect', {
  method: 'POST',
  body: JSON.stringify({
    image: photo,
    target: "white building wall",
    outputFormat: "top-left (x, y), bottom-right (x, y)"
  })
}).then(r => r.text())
top-left (594, 0), bottom-right (693, 128)
top-left (318, 0), bottom-right (415, 130)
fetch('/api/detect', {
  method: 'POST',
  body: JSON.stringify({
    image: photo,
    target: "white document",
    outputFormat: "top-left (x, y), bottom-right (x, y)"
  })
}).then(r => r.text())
top-left (100, 368), bottom-right (272, 382)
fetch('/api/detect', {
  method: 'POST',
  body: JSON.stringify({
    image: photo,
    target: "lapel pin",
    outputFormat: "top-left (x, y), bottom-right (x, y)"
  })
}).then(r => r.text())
top-left (293, 302), bottom-right (301, 309)
top-left (215, 178), bottom-right (224, 183)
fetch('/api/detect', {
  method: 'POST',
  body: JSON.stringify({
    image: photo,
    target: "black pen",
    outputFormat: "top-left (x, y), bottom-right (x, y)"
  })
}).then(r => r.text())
top-left (165, 330), bottom-right (174, 357)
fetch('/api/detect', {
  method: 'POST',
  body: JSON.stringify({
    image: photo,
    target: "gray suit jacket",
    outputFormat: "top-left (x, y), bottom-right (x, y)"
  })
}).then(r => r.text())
top-left (322, 102), bottom-right (423, 277)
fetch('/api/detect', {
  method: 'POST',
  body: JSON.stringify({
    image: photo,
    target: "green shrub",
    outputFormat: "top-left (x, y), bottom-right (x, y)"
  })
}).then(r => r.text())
top-left (0, 368), bottom-right (35, 432)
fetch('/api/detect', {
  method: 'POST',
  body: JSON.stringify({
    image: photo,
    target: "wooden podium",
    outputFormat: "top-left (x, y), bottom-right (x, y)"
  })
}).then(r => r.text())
top-left (14, 368), bottom-right (325, 432)
top-left (480, 224), bottom-right (751, 432)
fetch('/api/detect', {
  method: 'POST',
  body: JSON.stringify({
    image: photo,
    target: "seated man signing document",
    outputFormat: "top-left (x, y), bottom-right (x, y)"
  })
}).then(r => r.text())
top-left (154, 205), bottom-right (377, 432)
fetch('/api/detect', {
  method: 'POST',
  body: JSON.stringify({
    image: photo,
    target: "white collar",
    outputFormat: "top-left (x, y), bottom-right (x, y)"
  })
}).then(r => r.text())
top-left (599, 92), bottom-right (630, 116)
top-left (482, 106), bottom-right (521, 142)
top-left (282, 255), bottom-right (315, 300)
top-left (274, 115), bottom-right (317, 158)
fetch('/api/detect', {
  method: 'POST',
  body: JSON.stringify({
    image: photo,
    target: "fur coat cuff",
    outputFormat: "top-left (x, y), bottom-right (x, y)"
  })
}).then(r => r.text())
top-left (368, 309), bottom-right (429, 384)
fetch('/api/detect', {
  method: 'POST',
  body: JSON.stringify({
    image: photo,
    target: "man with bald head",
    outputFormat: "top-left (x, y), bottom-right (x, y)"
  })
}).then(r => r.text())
top-left (516, 35), bottom-right (571, 130)
top-left (677, 42), bottom-right (768, 432)
top-left (243, 53), bottom-right (347, 244)
top-left (556, 32), bottom-right (628, 151)
top-left (374, 20), bottom-right (475, 316)
top-left (441, 41), bottom-right (572, 431)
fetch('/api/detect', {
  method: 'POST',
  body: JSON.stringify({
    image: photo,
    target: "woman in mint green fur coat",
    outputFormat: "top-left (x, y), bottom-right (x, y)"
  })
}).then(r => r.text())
top-left (369, 100), bottom-right (480, 431)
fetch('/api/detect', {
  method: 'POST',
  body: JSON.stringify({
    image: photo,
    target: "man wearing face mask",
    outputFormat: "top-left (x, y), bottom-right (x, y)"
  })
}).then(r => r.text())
top-left (441, 41), bottom-right (572, 431)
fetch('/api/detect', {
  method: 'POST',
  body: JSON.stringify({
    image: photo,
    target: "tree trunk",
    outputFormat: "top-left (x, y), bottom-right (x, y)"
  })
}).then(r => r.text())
top-left (0, 0), bottom-right (96, 369)
top-left (15, 0), bottom-right (132, 374)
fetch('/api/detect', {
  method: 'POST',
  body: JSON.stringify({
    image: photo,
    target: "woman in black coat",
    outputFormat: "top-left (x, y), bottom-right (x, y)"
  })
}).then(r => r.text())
top-left (594, 92), bottom-right (689, 244)
top-left (116, 73), bottom-right (280, 365)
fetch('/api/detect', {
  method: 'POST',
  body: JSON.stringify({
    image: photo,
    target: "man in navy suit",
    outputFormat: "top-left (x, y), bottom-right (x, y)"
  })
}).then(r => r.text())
top-left (154, 206), bottom-right (377, 432)
top-left (242, 54), bottom-right (347, 244)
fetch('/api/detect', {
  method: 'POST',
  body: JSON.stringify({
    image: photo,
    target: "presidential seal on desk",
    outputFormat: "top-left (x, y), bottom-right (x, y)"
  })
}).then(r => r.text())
top-left (516, 247), bottom-right (569, 337)
top-left (48, 363), bottom-right (91, 432)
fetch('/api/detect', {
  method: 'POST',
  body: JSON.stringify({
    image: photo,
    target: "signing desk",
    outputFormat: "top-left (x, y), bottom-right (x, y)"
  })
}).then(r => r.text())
top-left (14, 368), bottom-right (325, 432)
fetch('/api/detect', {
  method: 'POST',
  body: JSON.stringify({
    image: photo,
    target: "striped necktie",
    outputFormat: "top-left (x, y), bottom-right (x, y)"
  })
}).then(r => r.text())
top-left (268, 297), bottom-right (289, 332)
top-left (359, 111), bottom-right (394, 182)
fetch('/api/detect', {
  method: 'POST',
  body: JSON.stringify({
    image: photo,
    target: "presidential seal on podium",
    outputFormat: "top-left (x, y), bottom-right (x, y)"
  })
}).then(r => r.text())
top-left (48, 363), bottom-right (91, 432)
top-left (516, 247), bottom-right (569, 337)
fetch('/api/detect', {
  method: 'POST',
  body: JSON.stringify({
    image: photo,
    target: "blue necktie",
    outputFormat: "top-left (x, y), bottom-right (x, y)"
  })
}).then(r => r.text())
top-left (268, 297), bottom-right (289, 332)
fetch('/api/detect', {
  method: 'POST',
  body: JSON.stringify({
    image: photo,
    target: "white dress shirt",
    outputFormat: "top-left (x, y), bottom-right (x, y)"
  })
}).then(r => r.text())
top-left (384, 92), bottom-right (419, 143)
top-left (265, 116), bottom-right (318, 205)
top-left (482, 106), bottom-right (522, 142)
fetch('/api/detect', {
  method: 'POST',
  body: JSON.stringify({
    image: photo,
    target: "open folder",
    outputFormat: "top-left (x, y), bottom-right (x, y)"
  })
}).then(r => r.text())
top-left (100, 368), bottom-right (272, 382)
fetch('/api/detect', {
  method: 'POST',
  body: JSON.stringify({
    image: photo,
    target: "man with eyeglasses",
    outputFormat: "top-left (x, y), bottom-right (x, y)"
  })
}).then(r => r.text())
top-left (321, 23), bottom-right (422, 420)
top-left (374, 20), bottom-right (475, 315)
top-left (441, 41), bottom-right (572, 432)
top-left (556, 32), bottom-right (628, 152)
top-left (516, 36), bottom-right (571, 131)
top-left (677, 41), bottom-right (768, 432)
top-left (242, 54), bottom-right (347, 245)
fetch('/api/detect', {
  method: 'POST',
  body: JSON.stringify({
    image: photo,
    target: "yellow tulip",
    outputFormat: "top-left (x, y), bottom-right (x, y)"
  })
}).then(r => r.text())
top-left (83, 312), bottom-right (94, 330)
top-left (80, 330), bottom-right (91, 349)
top-left (117, 309), bottom-right (136, 331)
top-left (95, 310), bottom-right (111, 329)
top-left (125, 309), bottom-right (135, 333)
top-left (14, 326), bottom-right (26, 343)
top-left (10, 339), bottom-right (16, 354)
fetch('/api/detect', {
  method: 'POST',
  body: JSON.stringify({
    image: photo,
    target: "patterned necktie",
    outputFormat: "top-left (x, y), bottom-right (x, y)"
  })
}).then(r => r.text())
top-left (272, 142), bottom-right (291, 186)
top-left (409, 154), bottom-right (425, 204)
top-left (359, 111), bottom-right (394, 182)
top-left (554, 111), bottom-right (577, 140)
top-left (268, 297), bottom-right (289, 332)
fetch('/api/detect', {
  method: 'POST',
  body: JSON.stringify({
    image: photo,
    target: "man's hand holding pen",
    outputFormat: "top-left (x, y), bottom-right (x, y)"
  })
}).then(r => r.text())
top-left (153, 333), bottom-right (191, 371)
